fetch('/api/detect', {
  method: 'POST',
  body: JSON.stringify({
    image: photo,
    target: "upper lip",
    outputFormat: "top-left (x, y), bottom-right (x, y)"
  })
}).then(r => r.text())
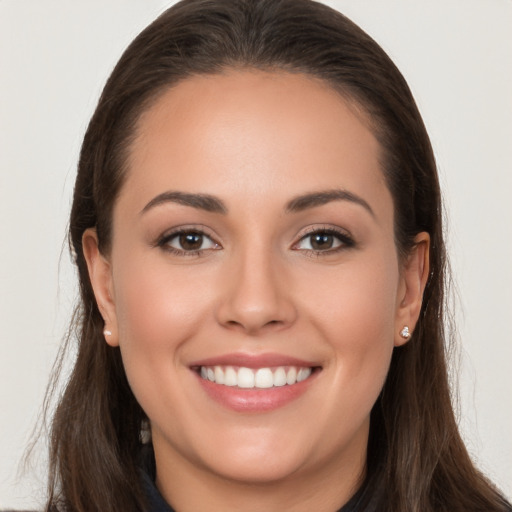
top-left (189, 352), bottom-right (321, 369)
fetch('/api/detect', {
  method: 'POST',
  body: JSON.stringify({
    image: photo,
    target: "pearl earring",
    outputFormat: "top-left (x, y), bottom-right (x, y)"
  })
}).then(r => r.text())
top-left (103, 329), bottom-right (112, 337)
top-left (400, 326), bottom-right (410, 339)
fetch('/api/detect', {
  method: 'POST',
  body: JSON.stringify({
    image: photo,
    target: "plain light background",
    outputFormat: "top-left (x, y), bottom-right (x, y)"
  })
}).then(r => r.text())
top-left (1, 0), bottom-right (511, 508)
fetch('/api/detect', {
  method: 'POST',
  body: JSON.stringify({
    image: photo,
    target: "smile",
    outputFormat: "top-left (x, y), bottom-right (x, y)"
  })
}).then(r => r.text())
top-left (199, 365), bottom-right (313, 388)
top-left (191, 354), bottom-right (321, 412)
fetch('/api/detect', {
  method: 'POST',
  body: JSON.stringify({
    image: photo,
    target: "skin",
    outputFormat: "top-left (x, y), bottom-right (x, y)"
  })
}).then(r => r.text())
top-left (83, 70), bottom-right (429, 512)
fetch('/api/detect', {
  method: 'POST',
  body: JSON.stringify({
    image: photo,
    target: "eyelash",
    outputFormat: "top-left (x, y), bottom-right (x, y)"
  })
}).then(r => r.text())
top-left (156, 226), bottom-right (355, 257)
top-left (293, 226), bottom-right (355, 255)
top-left (157, 227), bottom-right (220, 257)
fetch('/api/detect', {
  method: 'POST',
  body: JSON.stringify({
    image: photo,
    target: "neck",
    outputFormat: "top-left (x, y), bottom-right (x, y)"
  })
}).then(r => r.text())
top-left (152, 433), bottom-right (367, 512)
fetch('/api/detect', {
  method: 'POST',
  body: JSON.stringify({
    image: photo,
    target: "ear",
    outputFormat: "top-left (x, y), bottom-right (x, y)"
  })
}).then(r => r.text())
top-left (394, 232), bottom-right (430, 346)
top-left (82, 228), bottom-right (119, 347)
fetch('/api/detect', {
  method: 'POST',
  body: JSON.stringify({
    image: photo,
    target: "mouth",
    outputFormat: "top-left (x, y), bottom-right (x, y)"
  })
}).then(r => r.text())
top-left (190, 354), bottom-right (321, 412)
top-left (196, 365), bottom-right (315, 389)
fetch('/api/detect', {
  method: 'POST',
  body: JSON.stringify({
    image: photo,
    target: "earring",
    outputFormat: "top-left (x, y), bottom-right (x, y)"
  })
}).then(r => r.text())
top-left (400, 326), bottom-right (410, 339)
top-left (140, 420), bottom-right (151, 444)
top-left (103, 329), bottom-right (112, 337)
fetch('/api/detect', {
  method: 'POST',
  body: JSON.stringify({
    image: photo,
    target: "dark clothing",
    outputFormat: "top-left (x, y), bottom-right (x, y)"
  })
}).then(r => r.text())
top-left (141, 468), bottom-right (174, 512)
top-left (140, 445), bottom-right (362, 512)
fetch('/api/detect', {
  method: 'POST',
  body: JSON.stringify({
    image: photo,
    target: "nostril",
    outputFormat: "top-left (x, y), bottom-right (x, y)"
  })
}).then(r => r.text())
top-left (222, 317), bottom-right (286, 335)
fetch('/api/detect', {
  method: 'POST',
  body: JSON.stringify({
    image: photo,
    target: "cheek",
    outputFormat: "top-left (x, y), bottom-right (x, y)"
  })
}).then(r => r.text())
top-left (304, 253), bottom-right (398, 336)
top-left (300, 253), bottom-right (399, 415)
top-left (110, 255), bottom-right (216, 381)
top-left (109, 257), bottom-right (219, 431)
top-left (113, 251), bottom-right (212, 335)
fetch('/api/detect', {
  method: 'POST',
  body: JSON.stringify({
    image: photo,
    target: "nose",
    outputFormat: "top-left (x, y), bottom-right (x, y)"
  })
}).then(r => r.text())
top-left (215, 247), bottom-right (297, 335)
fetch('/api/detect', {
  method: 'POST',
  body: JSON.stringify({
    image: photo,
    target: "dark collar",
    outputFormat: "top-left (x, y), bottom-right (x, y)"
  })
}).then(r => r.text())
top-left (140, 445), bottom-right (175, 512)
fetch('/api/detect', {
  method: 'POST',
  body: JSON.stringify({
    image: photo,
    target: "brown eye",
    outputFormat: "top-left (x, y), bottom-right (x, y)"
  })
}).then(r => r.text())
top-left (294, 229), bottom-right (354, 253)
top-left (161, 230), bottom-right (219, 253)
top-left (310, 233), bottom-right (334, 250)
top-left (179, 232), bottom-right (204, 250)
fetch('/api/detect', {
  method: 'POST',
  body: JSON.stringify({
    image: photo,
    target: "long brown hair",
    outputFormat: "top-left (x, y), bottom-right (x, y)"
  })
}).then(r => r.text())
top-left (46, 1), bottom-right (510, 510)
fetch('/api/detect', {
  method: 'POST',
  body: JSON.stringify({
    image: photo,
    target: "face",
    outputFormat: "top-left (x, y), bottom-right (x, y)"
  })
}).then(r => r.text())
top-left (84, 70), bottom-right (428, 501)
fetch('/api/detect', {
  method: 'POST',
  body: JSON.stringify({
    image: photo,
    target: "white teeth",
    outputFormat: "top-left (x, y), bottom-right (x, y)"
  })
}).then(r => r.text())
top-left (286, 367), bottom-right (297, 385)
top-left (199, 365), bottom-right (314, 388)
top-left (237, 367), bottom-right (255, 388)
top-left (273, 367), bottom-right (287, 387)
top-left (255, 368), bottom-right (273, 388)
top-left (214, 366), bottom-right (224, 385)
top-left (224, 367), bottom-right (237, 386)
top-left (297, 367), bottom-right (312, 382)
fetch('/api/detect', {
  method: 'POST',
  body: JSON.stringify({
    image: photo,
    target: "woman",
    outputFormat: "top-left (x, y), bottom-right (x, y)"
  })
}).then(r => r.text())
top-left (41, 0), bottom-right (511, 510)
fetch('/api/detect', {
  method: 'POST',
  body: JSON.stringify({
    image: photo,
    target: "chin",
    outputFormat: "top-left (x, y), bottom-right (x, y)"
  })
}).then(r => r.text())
top-left (205, 452), bottom-right (308, 485)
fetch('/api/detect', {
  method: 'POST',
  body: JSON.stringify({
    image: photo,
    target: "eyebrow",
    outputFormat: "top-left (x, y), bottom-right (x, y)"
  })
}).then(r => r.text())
top-left (140, 188), bottom-right (374, 217)
top-left (285, 189), bottom-right (375, 217)
top-left (140, 191), bottom-right (228, 215)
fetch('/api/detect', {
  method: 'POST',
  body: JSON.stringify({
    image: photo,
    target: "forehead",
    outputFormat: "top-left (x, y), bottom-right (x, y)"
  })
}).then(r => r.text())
top-left (120, 70), bottom-right (391, 220)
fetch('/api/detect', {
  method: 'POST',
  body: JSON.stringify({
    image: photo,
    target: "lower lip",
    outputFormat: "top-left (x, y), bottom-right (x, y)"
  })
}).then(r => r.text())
top-left (195, 371), bottom-right (318, 413)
